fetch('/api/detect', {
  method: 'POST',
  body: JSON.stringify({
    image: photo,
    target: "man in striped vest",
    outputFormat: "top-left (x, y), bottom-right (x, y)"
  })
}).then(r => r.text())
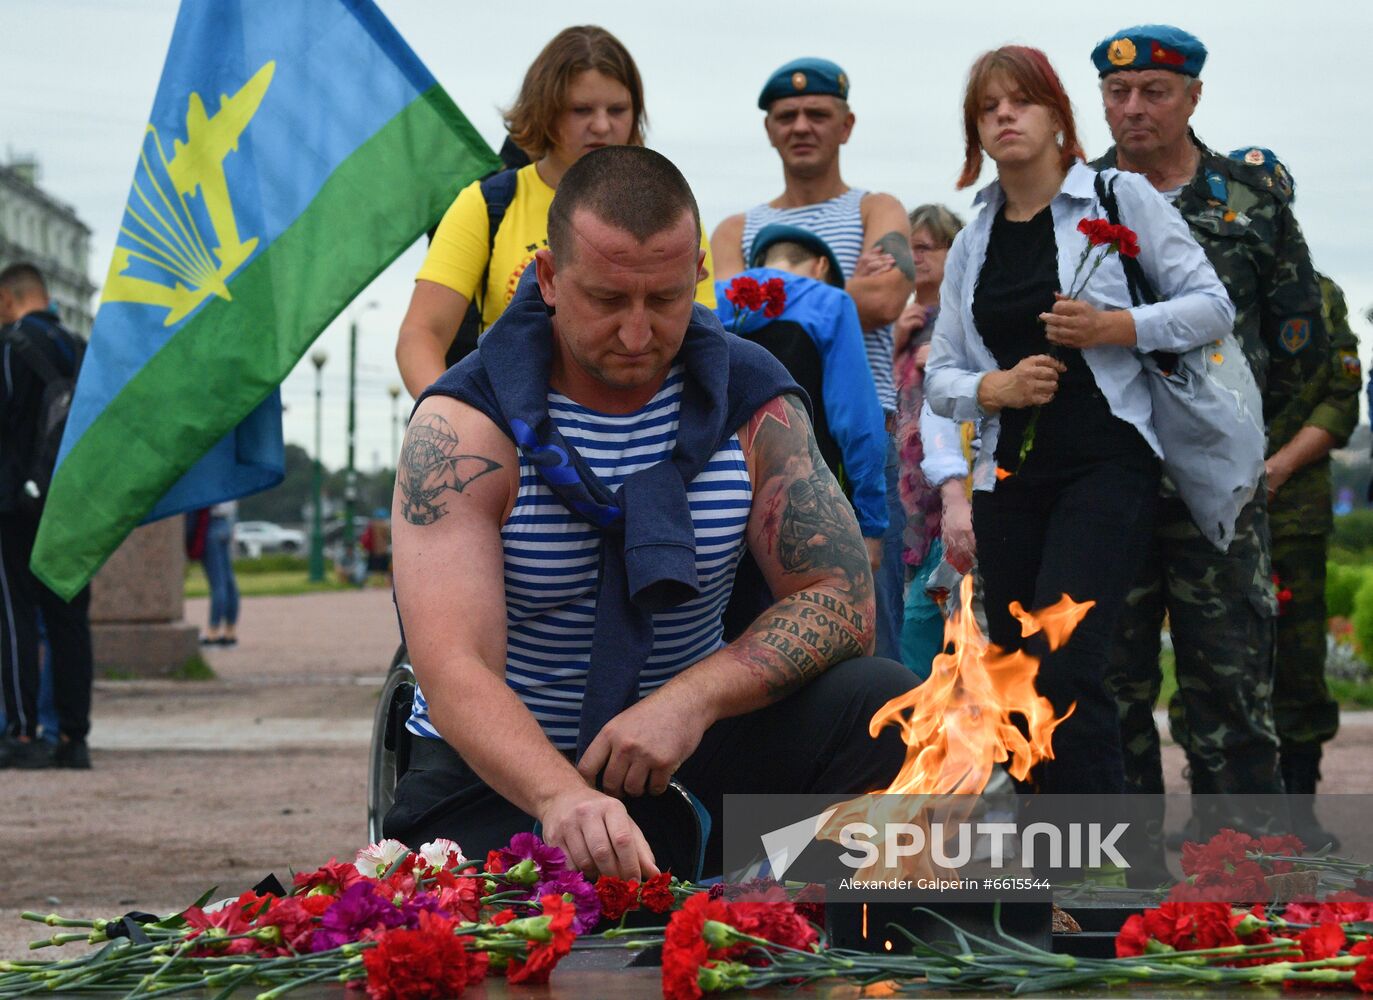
top-left (711, 57), bottom-right (915, 662)
top-left (386, 147), bottom-right (915, 880)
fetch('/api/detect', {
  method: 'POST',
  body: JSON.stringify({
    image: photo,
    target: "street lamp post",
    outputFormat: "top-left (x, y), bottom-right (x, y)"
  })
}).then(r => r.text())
top-left (388, 383), bottom-right (402, 470)
top-left (343, 302), bottom-right (378, 577)
top-left (308, 348), bottom-right (328, 582)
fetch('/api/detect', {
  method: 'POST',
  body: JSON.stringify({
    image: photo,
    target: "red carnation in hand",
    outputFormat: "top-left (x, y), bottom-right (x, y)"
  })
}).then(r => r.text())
top-left (362, 911), bottom-right (482, 1000)
top-left (595, 876), bottom-right (640, 922)
top-left (505, 893), bottom-right (577, 985)
top-left (640, 872), bottom-right (676, 913)
top-left (1076, 217), bottom-right (1140, 258)
top-left (726, 276), bottom-right (764, 312)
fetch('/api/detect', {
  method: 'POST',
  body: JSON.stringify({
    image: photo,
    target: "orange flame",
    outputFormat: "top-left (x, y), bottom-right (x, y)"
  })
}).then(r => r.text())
top-left (818, 576), bottom-right (1094, 875)
top-left (877, 574), bottom-right (1092, 795)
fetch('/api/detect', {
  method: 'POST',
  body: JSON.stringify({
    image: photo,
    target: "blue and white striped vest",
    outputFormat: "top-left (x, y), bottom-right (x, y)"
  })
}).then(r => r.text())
top-left (408, 368), bottom-right (753, 749)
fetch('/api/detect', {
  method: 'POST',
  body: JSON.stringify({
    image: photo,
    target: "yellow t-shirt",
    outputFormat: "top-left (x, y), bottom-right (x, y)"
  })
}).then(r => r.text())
top-left (415, 162), bottom-right (717, 328)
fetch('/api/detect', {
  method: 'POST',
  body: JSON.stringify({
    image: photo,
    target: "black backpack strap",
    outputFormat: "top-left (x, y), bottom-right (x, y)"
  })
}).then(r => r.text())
top-left (3, 324), bottom-right (65, 388)
top-left (1094, 171), bottom-right (1176, 372)
top-left (471, 167), bottom-right (520, 317)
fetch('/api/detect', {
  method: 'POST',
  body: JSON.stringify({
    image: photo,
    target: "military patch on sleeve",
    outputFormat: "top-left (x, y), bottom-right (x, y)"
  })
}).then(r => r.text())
top-left (1279, 318), bottom-right (1312, 354)
top-left (1341, 351), bottom-right (1362, 376)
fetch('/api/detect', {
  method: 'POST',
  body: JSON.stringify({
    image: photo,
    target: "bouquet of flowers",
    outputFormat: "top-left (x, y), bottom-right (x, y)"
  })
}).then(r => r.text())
top-left (0, 833), bottom-right (665, 1000)
top-left (1015, 216), bottom-right (1140, 469)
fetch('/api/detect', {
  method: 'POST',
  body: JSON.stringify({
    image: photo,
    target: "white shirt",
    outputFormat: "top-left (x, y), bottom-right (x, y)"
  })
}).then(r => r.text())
top-left (925, 161), bottom-right (1235, 492)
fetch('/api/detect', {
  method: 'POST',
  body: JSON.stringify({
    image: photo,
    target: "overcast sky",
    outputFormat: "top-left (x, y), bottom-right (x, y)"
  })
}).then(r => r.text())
top-left (2, 0), bottom-right (1369, 473)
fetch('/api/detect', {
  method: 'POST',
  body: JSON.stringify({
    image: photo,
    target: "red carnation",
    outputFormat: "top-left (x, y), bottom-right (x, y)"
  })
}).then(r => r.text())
top-left (640, 872), bottom-right (676, 913)
top-left (362, 911), bottom-right (482, 1000)
top-left (1115, 913), bottom-right (1150, 957)
top-left (1114, 225), bottom-right (1140, 258)
top-left (1299, 923), bottom-right (1347, 962)
top-left (435, 876), bottom-right (482, 924)
top-left (730, 901), bottom-right (818, 954)
top-left (506, 894), bottom-right (577, 985)
top-left (484, 850), bottom-right (506, 875)
top-left (293, 858), bottom-right (367, 896)
top-left (762, 277), bottom-right (787, 319)
top-left (1351, 938), bottom-right (1373, 993)
top-left (662, 894), bottom-right (737, 1000)
top-left (595, 876), bottom-right (640, 923)
top-left (726, 276), bottom-right (764, 312)
top-left (1142, 902), bottom-right (1239, 952)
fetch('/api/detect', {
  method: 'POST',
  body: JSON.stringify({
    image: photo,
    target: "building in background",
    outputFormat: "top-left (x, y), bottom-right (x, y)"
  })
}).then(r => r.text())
top-left (0, 157), bottom-right (95, 335)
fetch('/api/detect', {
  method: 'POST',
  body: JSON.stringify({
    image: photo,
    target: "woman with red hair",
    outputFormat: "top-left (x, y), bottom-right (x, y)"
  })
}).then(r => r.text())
top-left (925, 46), bottom-right (1233, 794)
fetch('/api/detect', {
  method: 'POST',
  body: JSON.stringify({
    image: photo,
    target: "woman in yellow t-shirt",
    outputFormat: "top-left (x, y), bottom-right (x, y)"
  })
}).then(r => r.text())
top-left (396, 26), bottom-right (716, 397)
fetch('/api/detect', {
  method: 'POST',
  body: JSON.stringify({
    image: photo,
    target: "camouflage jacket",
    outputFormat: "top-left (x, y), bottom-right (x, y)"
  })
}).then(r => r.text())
top-left (1093, 134), bottom-right (1328, 442)
top-left (1266, 274), bottom-right (1362, 537)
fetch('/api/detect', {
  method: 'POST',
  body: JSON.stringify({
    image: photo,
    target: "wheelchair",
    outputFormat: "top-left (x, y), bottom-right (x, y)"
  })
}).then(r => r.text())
top-left (367, 644), bottom-right (415, 844)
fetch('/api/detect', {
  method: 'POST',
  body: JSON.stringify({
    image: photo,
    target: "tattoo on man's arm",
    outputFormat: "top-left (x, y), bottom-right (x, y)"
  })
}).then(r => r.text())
top-left (876, 231), bottom-right (917, 282)
top-left (397, 413), bottom-right (502, 525)
top-left (732, 398), bottom-right (874, 698)
top-left (734, 591), bottom-right (869, 697)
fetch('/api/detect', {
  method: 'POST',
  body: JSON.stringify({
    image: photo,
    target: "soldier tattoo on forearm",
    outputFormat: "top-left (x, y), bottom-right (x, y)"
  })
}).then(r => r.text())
top-left (397, 413), bottom-right (502, 525)
top-left (734, 396), bottom-right (874, 698)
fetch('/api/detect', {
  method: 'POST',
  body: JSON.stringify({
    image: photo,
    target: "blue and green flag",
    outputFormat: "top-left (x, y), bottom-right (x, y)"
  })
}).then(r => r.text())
top-left (32, 0), bottom-right (500, 599)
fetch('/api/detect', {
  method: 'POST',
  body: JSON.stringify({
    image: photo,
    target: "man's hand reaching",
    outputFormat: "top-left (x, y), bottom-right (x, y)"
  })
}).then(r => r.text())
top-left (539, 785), bottom-right (659, 881)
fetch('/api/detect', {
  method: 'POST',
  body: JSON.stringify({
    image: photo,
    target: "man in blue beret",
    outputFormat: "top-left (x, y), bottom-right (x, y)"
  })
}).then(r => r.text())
top-left (711, 57), bottom-right (914, 662)
top-left (1089, 26), bottom-right (1330, 847)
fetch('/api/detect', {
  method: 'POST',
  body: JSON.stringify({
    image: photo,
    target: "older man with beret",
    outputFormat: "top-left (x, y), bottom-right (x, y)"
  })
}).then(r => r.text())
top-left (1089, 27), bottom-right (1329, 839)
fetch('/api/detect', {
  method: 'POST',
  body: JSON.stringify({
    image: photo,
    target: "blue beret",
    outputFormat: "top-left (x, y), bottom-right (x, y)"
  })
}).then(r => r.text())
top-left (1092, 25), bottom-right (1206, 77)
top-left (1228, 146), bottom-right (1296, 200)
top-left (749, 224), bottom-right (845, 287)
top-left (758, 57), bottom-right (850, 110)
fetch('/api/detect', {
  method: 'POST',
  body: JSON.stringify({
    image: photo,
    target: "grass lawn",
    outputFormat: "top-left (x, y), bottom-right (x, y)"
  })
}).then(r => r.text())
top-left (184, 563), bottom-right (388, 598)
top-left (1156, 645), bottom-right (1373, 709)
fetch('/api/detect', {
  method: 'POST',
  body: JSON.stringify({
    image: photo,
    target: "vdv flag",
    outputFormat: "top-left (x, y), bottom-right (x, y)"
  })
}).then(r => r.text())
top-left (31, 0), bottom-right (501, 599)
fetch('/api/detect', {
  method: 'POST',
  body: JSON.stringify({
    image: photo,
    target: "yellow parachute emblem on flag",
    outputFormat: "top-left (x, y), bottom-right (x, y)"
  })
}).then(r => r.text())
top-left (102, 62), bottom-right (275, 326)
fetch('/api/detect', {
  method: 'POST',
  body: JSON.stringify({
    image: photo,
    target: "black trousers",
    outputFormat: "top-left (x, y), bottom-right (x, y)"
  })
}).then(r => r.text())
top-left (384, 656), bottom-right (916, 875)
top-left (0, 513), bottom-right (93, 741)
top-left (972, 457), bottom-right (1159, 795)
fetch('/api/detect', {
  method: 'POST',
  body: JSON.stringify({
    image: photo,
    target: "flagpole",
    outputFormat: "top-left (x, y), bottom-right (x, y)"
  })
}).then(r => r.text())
top-left (309, 349), bottom-right (329, 583)
top-left (389, 383), bottom-right (402, 470)
top-left (344, 301), bottom-right (378, 580)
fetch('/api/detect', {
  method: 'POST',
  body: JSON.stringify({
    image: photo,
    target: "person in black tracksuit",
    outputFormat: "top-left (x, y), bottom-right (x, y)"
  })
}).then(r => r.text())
top-left (0, 263), bottom-right (92, 769)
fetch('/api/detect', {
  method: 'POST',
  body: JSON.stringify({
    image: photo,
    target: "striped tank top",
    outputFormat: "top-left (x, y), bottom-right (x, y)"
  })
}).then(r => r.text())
top-left (407, 367), bottom-right (753, 750)
top-left (742, 189), bottom-right (896, 412)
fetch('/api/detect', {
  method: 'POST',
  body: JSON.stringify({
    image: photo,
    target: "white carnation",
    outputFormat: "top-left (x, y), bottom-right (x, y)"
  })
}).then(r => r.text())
top-left (354, 838), bottom-right (409, 877)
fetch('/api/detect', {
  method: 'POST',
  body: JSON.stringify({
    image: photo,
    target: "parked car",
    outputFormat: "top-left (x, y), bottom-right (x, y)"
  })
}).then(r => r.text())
top-left (233, 520), bottom-right (306, 558)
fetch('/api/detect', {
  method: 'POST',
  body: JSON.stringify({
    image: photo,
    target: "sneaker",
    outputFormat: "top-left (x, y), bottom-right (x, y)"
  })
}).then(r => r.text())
top-left (0, 736), bottom-right (55, 769)
top-left (53, 739), bottom-right (91, 769)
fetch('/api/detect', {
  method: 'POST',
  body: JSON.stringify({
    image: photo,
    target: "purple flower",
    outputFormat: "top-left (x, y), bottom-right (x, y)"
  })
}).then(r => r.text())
top-left (399, 892), bottom-right (444, 928)
top-left (534, 870), bottom-right (601, 934)
top-left (497, 833), bottom-right (568, 877)
top-left (308, 883), bottom-right (404, 952)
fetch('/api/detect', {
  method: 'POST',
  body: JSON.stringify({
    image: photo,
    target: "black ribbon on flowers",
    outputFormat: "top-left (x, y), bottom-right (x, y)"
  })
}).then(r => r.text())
top-left (252, 873), bottom-right (287, 897)
top-left (422, 269), bottom-right (803, 759)
top-left (105, 911), bottom-right (158, 944)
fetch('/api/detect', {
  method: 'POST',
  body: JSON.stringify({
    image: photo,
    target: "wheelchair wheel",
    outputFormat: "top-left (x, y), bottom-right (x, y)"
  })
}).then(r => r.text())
top-left (367, 644), bottom-right (415, 843)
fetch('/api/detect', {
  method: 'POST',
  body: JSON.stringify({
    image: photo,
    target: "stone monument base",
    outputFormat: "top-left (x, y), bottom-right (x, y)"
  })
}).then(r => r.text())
top-left (91, 517), bottom-right (201, 678)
